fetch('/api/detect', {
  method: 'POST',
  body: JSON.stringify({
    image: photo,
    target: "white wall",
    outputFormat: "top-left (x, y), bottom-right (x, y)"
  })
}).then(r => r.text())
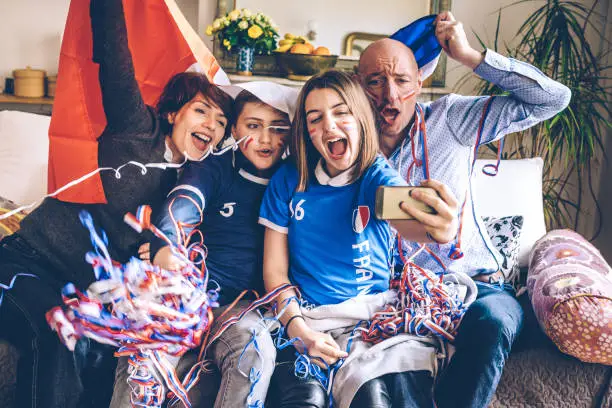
top-left (0, 0), bottom-right (70, 85)
top-left (1, 0), bottom-right (604, 90)
top-left (445, 0), bottom-right (543, 91)
top-left (0, 0), bottom-right (557, 88)
top-left (0, 0), bottom-right (199, 88)
top-left (237, 0), bottom-right (429, 55)
top-left (198, 0), bottom-right (216, 49)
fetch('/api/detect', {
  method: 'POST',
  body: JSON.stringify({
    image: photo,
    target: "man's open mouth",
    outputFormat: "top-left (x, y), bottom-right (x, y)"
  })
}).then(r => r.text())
top-left (380, 107), bottom-right (400, 125)
top-left (326, 137), bottom-right (348, 159)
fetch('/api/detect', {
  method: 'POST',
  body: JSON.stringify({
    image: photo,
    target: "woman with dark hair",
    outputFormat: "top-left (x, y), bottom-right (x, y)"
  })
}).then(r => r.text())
top-left (0, 1), bottom-right (233, 407)
top-left (110, 82), bottom-right (298, 408)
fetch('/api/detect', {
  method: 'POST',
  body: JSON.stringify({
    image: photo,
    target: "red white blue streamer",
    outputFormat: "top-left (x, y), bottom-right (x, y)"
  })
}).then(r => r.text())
top-left (363, 247), bottom-right (466, 343)
top-left (46, 209), bottom-right (215, 408)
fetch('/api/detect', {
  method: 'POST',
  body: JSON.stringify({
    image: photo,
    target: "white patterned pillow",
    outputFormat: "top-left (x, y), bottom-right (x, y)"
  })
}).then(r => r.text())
top-left (482, 215), bottom-right (524, 283)
top-left (473, 158), bottom-right (545, 267)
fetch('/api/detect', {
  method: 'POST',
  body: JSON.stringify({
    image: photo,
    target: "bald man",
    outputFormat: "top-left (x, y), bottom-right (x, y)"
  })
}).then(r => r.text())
top-left (357, 11), bottom-right (571, 408)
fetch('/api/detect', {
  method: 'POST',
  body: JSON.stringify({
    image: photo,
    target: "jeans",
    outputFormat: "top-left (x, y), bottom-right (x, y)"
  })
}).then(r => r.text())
top-left (110, 351), bottom-right (219, 408)
top-left (0, 235), bottom-right (85, 408)
top-left (435, 282), bottom-right (524, 408)
top-left (74, 338), bottom-right (116, 407)
top-left (110, 300), bottom-right (276, 408)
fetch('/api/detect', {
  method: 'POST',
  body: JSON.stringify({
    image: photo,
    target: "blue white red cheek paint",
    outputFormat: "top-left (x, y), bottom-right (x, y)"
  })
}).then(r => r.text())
top-left (339, 120), bottom-right (357, 131)
top-left (243, 135), bottom-right (254, 149)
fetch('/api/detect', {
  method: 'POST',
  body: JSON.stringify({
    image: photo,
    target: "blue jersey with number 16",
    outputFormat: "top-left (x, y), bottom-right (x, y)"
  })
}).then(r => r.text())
top-left (259, 156), bottom-right (406, 306)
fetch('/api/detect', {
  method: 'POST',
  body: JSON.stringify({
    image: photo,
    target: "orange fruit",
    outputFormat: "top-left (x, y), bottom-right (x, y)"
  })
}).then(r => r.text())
top-left (313, 46), bottom-right (331, 56)
top-left (304, 43), bottom-right (315, 54)
top-left (290, 44), bottom-right (311, 54)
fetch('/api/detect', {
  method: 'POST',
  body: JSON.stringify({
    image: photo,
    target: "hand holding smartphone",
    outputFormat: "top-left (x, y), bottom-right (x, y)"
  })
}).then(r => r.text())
top-left (375, 186), bottom-right (439, 220)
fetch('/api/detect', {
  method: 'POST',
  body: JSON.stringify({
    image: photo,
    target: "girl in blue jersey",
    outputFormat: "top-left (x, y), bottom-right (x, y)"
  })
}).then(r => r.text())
top-left (259, 70), bottom-right (460, 408)
top-left (109, 83), bottom-right (297, 408)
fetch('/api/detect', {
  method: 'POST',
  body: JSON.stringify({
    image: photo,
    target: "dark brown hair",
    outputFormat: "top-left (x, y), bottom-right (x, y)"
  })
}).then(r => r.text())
top-left (156, 72), bottom-right (234, 140)
top-left (291, 70), bottom-right (379, 192)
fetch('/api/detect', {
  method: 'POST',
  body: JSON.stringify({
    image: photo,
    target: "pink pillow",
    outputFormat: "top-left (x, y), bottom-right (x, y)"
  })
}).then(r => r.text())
top-left (528, 229), bottom-right (612, 364)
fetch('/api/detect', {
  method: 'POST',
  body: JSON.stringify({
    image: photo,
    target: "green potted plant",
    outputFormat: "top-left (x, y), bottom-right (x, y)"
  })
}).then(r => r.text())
top-left (461, 0), bottom-right (611, 237)
top-left (207, 9), bottom-right (279, 76)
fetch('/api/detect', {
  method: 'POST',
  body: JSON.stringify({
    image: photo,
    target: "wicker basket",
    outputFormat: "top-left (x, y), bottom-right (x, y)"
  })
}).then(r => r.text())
top-left (13, 67), bottom-right (46, 98)
top-left (47, 75), bottom-right (57, 98)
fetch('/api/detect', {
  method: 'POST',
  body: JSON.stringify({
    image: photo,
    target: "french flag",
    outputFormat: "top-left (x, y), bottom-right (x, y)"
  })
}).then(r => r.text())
top-left (353, 206), bottom-right (370, 234)
top-left (48, 0), bottom-right (229, 204)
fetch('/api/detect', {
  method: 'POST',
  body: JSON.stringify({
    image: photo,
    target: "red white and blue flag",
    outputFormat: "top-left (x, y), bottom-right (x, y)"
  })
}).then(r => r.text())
top-left (352, 206), bottom-right (370, 234)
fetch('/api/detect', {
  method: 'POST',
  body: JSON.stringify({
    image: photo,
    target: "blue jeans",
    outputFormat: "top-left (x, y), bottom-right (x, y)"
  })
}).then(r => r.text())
top-left (110, 301), bottom-right (276, 408)
top-left (435, 282), bottom-right (524, 408)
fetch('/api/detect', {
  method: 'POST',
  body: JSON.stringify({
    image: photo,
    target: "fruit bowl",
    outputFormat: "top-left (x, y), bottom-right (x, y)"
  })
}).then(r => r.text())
top-left (275, 52), bottom-right (338, 81)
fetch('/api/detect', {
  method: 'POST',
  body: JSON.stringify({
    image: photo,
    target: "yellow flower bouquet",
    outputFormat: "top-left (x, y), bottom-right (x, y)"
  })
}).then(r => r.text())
top-left (207, 9), bottom-right (279, 55)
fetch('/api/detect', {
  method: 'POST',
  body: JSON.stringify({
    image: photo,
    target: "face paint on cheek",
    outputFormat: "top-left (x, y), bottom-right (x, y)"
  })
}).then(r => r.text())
top-left (400, 89), bottom-right (417, 102)
top-left (308, 127), bottom-right (319, 137)
top-left (339, 120), bottom-right (357, 131)
top-left (243, 135), bottom-right (254, 149)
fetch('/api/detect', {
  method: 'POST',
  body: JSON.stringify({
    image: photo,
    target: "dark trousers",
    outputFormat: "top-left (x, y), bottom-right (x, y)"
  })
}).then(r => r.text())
top-left (435, 282), bottom-right (524, 408)
top-left (266, 347), bottom-right (435, 408)
top-left (0, 234), bottom-right (114, 408)
top-left (266, 348), bottom-right (328, 408)
top-left (351, 371), bottom-right (435, 408)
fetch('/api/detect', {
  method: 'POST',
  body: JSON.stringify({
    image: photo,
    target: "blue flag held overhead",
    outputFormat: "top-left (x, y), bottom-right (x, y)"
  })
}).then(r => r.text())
top-left (390, 14), bottom-right (442, 80)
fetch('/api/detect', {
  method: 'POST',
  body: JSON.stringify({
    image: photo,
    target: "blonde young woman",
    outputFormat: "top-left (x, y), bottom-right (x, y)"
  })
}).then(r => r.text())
top-left (259, 70), bottom-right (464, 408)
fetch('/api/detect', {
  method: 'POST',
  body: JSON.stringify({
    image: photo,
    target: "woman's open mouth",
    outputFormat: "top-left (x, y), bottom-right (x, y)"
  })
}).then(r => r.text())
top-left (191, 132), bottom-right (212, 152)
top-left (326, 137), bottom-right (348, 160)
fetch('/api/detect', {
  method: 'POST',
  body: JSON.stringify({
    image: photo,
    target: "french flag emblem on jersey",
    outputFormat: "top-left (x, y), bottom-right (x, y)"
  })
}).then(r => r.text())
top-left (353, 206), bottom-right (370, 234)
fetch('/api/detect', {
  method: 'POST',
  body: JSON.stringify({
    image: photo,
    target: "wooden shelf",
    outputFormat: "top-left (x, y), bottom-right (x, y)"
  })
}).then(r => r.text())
top-left (0, 94), bottom-right (54, 115)
top-left (0, 94), bottom-right (54, 105)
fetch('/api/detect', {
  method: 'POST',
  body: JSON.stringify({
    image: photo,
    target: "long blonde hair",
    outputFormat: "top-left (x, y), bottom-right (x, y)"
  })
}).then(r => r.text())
top-left (291, 70), bottom-right (379, 192)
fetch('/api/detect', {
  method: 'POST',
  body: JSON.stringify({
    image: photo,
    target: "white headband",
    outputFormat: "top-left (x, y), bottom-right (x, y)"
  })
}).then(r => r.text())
top-left (221, 82), bottom-right (298, 121)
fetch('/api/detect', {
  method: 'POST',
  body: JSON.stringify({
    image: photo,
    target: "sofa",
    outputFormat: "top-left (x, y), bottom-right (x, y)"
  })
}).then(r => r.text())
top-left (0, 110), bottom-right (610, 407)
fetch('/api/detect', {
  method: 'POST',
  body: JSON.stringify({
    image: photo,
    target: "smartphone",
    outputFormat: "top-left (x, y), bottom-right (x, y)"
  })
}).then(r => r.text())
top-left (375, 186), bottom-right (438, 220)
